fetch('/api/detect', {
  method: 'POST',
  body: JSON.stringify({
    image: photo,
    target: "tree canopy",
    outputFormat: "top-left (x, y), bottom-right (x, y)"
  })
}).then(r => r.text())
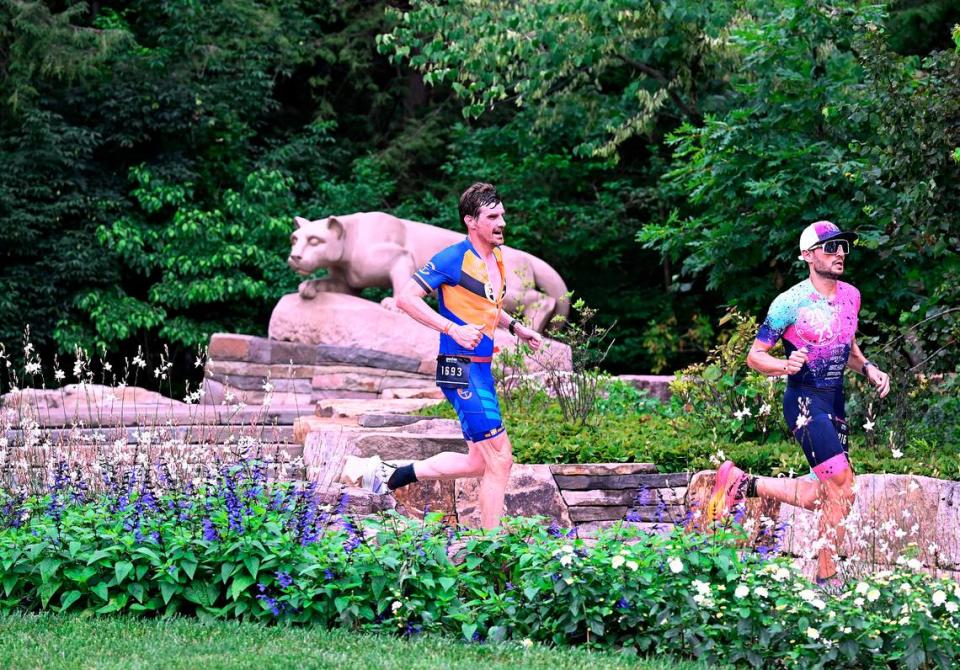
top-left (2, 0), bottom-right (957, 376)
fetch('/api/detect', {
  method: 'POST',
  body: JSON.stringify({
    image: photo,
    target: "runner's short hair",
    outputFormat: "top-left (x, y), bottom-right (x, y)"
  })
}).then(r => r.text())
top-left (458, 182), bottom-right (500, 224)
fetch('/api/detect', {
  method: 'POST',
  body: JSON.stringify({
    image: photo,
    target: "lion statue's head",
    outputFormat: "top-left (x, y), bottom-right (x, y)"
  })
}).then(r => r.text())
top-left (287, 216), bottom-right (345, 275)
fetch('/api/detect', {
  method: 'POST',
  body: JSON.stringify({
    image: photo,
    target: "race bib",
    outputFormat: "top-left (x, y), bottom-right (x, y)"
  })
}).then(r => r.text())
top-left (436, 355), bottom-right (471, 388)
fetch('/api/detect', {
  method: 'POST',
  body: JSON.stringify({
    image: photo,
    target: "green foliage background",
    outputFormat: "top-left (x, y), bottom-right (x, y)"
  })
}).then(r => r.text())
top-left (1, 0), bottom-right (958, 378)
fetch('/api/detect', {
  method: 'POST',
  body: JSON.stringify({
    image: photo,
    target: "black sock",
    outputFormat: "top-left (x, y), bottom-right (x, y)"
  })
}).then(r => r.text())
top-left (745, 476), bottom-right (758, 498)
top-left (386, 463), bottom-right (417, 490)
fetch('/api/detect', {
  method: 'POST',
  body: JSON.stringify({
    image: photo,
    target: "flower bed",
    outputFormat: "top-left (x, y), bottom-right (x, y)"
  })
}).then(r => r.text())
top-left (1, 456), bottom-right (959, 669)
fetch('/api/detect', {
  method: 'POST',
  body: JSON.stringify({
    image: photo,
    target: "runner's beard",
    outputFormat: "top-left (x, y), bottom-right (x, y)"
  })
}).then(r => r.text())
top-left (814, 267), bottom-right (843, 281)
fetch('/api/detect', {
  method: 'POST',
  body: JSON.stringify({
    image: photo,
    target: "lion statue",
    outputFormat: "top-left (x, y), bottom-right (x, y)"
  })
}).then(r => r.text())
top-left (287, 212), bottom-right (570, 332)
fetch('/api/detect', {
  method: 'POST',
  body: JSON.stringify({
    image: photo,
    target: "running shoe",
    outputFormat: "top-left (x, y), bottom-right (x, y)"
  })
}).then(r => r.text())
top-left (706, 460), bottom-right (748, 523)
top-left (360, 456), bottom-right (397, 496)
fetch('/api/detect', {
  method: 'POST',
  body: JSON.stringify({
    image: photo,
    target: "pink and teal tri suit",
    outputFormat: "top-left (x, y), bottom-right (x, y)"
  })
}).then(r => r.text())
top-left (755, 279), bottom-right (861, 480)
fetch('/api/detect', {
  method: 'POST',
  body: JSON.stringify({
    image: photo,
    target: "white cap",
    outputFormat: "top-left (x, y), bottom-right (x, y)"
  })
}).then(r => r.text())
top-left (797, 221), bottom-right (858, 260)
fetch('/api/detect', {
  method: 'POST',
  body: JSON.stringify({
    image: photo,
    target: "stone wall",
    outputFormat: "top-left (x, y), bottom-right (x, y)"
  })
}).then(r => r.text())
top-left (686, 470), bottom-right (960, 580)
top-left (203, 333), bottom-right (443, 407)
top-left (203, 334), bottom-right (674, 408)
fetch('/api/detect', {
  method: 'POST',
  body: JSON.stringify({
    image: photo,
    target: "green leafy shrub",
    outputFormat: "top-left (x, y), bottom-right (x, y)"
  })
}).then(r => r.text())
top-left (1, 463), bottom-right (959, 669)
top-left (669, 310), bottom-right (786, 444)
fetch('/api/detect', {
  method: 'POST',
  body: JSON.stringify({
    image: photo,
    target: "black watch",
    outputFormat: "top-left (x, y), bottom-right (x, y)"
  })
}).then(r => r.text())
top-left (862, 360), bottom-right (875, 375)
top-left (508, 319), bottom-right (519, 335)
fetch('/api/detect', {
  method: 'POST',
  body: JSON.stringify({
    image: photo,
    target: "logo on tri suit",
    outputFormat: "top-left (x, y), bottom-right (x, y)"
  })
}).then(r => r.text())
top-left (795, 303), bottom-right (839, 346)
top-left (457, 389), bottom-right (473, 400)
top-left (484, 282), bottom-right (496, 301)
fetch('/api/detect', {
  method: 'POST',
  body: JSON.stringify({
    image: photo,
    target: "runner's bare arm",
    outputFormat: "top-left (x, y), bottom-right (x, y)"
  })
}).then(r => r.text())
top-left (746, 339), bottom-right (808, 376)
top-left (498, 311), bottom-right (542, 351)
top-left (847, 338), bottom-right (891, 397)
top-left (396, 279), bottom-right (482, 349)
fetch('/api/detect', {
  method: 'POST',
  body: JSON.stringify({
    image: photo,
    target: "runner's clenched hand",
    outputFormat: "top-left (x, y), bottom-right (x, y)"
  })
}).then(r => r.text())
top-left (785, 347), bottom-right (808, 375)
top-left (450, 323), bottom-right (483, 349)
top-left (514, 323), bottom-right (542, 351)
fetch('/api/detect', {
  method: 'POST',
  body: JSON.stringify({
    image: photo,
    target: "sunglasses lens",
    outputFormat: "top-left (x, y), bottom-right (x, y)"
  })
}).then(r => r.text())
top-left (823, 240), bottom-right (848, 254)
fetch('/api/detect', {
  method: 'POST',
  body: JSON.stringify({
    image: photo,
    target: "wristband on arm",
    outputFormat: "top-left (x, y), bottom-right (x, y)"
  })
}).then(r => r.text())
top-left (862, 360), bottom-right (875, 375)
top-left (508, 318), bottom-right (519, 335)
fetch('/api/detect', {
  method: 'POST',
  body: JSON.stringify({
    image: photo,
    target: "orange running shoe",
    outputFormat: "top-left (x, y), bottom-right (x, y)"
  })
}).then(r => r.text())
top-left (706, 460), bottom-right (747, 523)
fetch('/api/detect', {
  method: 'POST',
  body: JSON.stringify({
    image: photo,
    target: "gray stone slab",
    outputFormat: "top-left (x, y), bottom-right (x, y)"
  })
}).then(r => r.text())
top-left (352, 432), bottom-right (467, 460)
top-left (550, 463), bottom-right (657, 476)
top-left (358, 414), bottom-right (438, 428)
top-left (554, 472), bottom-right (693, 490)
top-left (270, 340), bottom-right (322, 366)
top-left (569, 505), bottom-right (630, 523)
top-left (314, 345), bottom-right (422, 373)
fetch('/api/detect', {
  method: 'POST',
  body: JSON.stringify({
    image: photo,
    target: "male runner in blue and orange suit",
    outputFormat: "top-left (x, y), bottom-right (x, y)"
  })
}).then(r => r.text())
top-left (362, 183), bottom-right (542, 529)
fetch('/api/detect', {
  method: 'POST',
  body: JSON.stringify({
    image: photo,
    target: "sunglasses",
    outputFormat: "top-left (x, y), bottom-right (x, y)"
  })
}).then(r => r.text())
top-left (809, 239), bottom-right (850, 255)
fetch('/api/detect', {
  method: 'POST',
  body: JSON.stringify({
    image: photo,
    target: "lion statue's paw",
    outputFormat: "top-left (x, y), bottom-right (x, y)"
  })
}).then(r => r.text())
top-left (380, 296), bottom-right (401, 312)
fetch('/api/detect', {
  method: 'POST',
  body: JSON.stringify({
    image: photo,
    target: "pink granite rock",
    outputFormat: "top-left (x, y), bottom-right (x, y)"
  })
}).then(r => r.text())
top-left (455, 464), bottom-right (571, 528)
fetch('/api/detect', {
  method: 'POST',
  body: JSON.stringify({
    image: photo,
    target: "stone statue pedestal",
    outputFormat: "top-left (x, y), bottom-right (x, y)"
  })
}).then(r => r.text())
top-left (202, 292), bottom-right (571, 407)
top-left (268, 292), bottom-right (571, 376)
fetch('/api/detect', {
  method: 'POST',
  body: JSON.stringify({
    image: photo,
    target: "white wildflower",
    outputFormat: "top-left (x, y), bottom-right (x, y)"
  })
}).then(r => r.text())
top-left (758, 403), bottom-right (771, 416)
top-left (559, 554), bottom-right (573, 567)
top-left (932, 591), bottom-right (947, 607)
top-left (891, 447), bottom-right (903, 459)
top-left (754, 586), bottom-right (769, 598)
top-left (866, 589), bottom-right (881, 602)
top-left (946, 601), bottom-right (958, 613)
top-left (611, 555), bottom-right (625, 569)
top-left (625, 560), bottom-right (638, 572)
top-left (521, 639), bottom-right (533, 648)
top-left (863, 419), bottom-right (875, 432)
top-left (54, 369), bottom-right (65, 382)
top-left (734, 584), bottom-right (750, 599)
top-left (391, 601), bottom-right (402, 611)
top-left (806, 627), bottom-right (820, 640)
top-left (668, 557), bottom-right (683, 574)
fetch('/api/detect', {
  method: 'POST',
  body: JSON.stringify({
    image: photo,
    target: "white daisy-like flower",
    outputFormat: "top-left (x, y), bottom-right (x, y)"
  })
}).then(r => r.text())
top-left (932, 591), bottom-right (947, 607)
top-left (863, 419), bottom-right (875, 432)
top-left (866, 589), bottom-right (881, 602)
top-left (668, 557), bottom-right (683, 574)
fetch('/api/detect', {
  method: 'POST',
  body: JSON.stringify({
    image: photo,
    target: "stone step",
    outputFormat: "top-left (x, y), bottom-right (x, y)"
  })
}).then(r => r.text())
top-left (554, 472), bottom-right (694, 491)
top-left (550, 463), bottom-right (657, 476)
top-left (560, 486), bottom-right (687, 507)
top-left (315, 397), bottom-right (443, 418)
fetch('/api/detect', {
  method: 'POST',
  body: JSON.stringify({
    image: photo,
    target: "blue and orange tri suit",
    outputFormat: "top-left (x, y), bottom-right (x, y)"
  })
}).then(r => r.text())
top-left (412, 239), bottom-right (506, 443)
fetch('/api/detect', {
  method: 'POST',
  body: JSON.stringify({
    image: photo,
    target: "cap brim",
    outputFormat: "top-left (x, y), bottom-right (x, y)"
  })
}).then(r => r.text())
top-left (820, 231), bottom-right (858, 244)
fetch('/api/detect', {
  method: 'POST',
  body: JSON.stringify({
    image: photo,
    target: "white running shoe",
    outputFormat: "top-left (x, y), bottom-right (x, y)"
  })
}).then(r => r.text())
top-left (360, 456), bottom-right (396, 496)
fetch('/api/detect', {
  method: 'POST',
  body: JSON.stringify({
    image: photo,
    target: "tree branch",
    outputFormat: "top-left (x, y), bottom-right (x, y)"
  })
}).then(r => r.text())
top-left (616, 54), bottom-right (702, 126)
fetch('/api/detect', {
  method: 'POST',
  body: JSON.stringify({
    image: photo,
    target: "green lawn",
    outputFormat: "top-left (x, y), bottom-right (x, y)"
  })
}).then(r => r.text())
top-left (0, 614), bottom-right (719, 670)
